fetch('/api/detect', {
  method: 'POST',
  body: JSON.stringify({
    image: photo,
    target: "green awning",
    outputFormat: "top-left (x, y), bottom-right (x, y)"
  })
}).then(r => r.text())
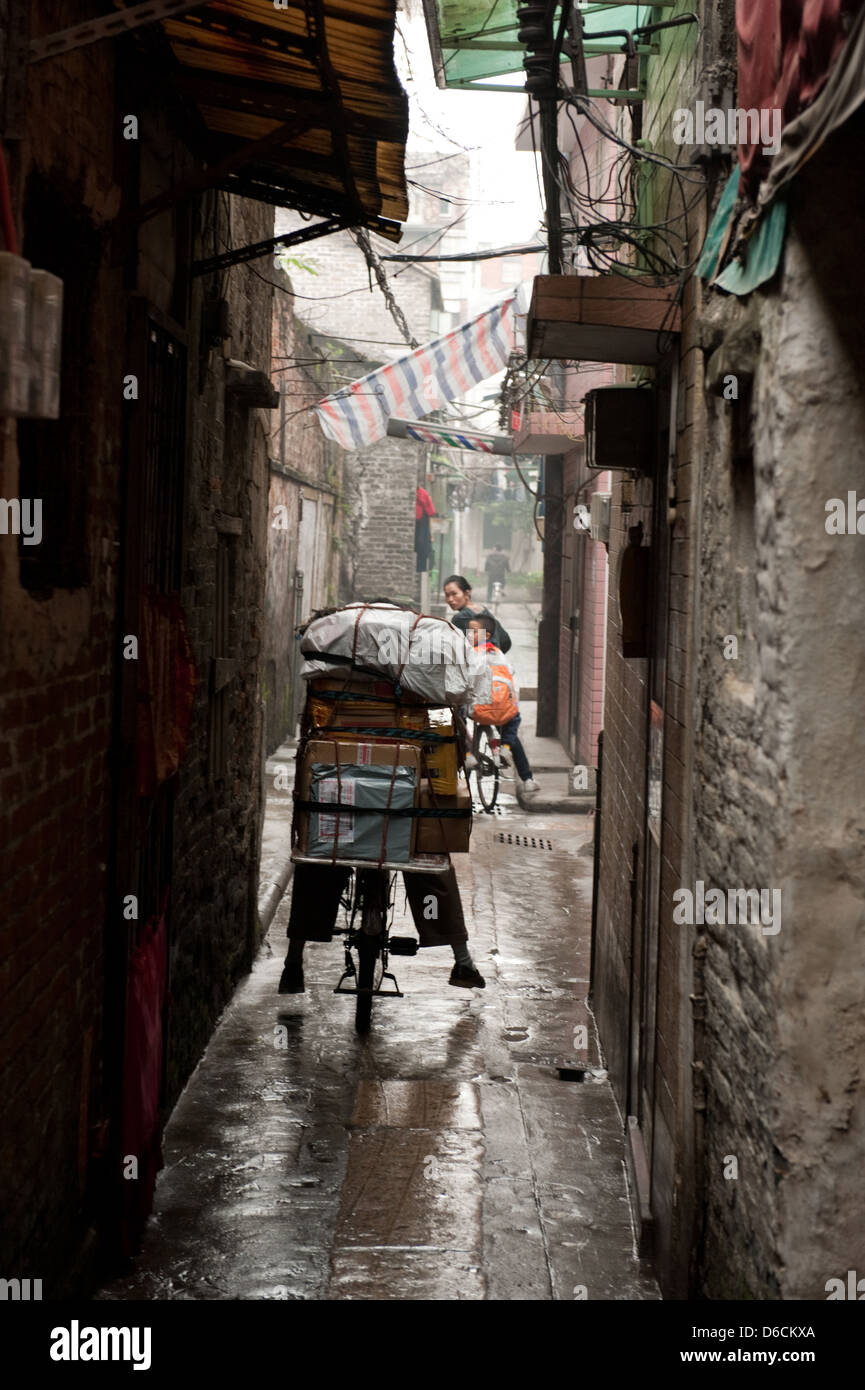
top-left (422, 0), bottom-right (656, 91)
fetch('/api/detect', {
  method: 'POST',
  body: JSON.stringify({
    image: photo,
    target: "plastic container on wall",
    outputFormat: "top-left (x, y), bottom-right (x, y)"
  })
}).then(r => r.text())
top-left (28, 269), bottom-right (63, 419)
top-left (0, 255), bottom-right (63, 419)
top-left (0, 252), bottom-right (31, 416)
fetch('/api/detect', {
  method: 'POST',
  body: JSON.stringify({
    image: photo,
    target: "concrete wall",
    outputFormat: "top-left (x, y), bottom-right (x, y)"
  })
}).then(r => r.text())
top-left (594, 0), bottom-right (865, 1299)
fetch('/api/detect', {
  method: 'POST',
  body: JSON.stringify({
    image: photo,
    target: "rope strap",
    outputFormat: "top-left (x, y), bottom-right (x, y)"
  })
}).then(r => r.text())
top-left (308, 725), bottom-right (457, 744)
top-left (295, 796), bottom-right (471, 820)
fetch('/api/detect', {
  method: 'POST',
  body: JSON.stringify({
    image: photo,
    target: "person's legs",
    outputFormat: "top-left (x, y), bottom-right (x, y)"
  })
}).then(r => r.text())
top-left (498, 714), bottom-right (533, 783)
top-left (279, 864), bottom-right (351, 992)
top-left (486, 576), bottom-right (493, 601)
top-left (403, 867), bottom-right (485, 988)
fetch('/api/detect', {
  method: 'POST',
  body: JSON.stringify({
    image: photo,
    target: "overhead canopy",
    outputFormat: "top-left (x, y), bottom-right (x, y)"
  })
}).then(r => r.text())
top-left (421, 0), bottom-right (654, 92)
top-left (527, 275), bottom-right (680, 364)
top-left (161, 0), bottom-right (409, 234)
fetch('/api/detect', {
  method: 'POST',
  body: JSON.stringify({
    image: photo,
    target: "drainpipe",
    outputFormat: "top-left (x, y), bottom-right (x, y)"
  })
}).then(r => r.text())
top-left (589, 728), bottom-right (603, 1002)
top-left (625, 839), bottom-right (640, 1119)
top-left (690, 941), bottom-right (708, 1285)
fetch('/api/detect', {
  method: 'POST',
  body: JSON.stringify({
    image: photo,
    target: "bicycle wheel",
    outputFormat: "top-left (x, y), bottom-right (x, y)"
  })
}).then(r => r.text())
top-left (473, 726), bottom-right (500, 812)
top-left (355, 932), bottom-right (377, 1034)
top-left (355, 871), bottom-right (386, 1034)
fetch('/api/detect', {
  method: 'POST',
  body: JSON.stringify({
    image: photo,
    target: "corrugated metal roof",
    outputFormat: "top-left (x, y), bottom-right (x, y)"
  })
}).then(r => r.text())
top-left (421, 0), bottom-right (651, 91)
top-left (162, 0), bottom-right (409, 234)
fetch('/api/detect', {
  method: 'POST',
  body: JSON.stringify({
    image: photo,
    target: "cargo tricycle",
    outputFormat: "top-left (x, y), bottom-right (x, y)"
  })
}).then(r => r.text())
top-left (288, 602), bottom-right (488, 1033)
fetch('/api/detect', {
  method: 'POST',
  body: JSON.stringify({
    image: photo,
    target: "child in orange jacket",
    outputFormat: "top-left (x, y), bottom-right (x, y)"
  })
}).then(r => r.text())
top-left (467, 614), bottom-right (540, 795)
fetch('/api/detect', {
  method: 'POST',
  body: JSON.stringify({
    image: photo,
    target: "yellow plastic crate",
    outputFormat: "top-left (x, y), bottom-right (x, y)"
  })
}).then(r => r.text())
top-left (423, 715), bottom-right (458, 795)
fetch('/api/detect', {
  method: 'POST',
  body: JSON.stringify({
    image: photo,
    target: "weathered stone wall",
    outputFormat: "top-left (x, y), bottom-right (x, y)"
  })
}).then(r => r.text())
top-left (695, 111), bottom-right (865, 1299)
top-left (592, 0), bottom-right (711, 1298)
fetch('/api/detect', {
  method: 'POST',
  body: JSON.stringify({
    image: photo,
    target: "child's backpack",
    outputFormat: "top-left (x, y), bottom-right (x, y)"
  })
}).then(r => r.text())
top-left (473, 660), bottom-right (518, 727)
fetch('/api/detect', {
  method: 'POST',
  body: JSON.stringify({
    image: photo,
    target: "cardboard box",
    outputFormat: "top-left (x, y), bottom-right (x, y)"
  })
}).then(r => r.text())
top-left (307, 694), bottom-right (428, 734)
top-left (295, 739), bottom-right (420, 861)
top-left (414, 782), bottom-right (472, 854)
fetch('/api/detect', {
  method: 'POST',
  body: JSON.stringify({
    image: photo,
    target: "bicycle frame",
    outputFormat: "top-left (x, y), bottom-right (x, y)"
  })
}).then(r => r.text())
top-left (333, 867), bottom-right (403, 1003)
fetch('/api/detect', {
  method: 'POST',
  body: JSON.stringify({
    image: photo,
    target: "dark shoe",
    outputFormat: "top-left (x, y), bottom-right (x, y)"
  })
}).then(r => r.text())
top-left (278, 962), bottom-right (305, 994)
top-left (449, 963), bottom-right (486, 990)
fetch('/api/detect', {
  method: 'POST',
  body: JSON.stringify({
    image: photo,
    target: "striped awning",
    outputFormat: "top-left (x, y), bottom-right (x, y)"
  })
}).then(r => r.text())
top-left (314, 296), bottom-right (517, 450)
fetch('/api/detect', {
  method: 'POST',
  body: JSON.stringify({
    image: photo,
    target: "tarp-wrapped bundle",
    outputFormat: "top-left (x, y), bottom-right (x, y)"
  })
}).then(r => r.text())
top-left (292, 603), bottom-right (476, 864)
top-left (300, 602), bottom-right (492, 707)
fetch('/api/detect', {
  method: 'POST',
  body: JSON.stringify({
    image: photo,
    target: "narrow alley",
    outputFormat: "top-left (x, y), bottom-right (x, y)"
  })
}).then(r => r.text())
top-left (95, 605), bottom-right (657, 1302)
top-left (2, 0), bottom-right (864, 1355)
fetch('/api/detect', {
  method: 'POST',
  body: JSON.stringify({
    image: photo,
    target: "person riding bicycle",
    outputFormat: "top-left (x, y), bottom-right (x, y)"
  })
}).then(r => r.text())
top-left (467, 614), bottom-right (540, 796)
top-left (278, 863), bottom-right (486, 994)
top-left (484, 545), bottom-right (509, 601)
top-left (443, 574), bottom-right (511, 653)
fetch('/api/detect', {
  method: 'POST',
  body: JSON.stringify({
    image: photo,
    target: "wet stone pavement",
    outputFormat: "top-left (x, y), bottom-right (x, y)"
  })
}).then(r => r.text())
top-left (96, 776), bottom-right (659, 1302)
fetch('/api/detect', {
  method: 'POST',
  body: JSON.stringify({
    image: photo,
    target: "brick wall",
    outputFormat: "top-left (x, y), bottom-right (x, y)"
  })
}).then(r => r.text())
top-left (592, 0), bottom-right (865, 1301)
top-left (576, 530), bottom-right (608, 769)
top-left (590, 0), bottom-right (714, 1297)
top-left (274, 214), bottom-right (437, 357)
top-left (0, 5), bottom-right (126, 1292)
top-left (0, 5), bottom-right (279, 1288)
top-left (594, 466), bottom-right (653, 1103)
top-left (166, 188), bottom-right (275, 1106)
top-left (345, 436), bottom-right (420, 603)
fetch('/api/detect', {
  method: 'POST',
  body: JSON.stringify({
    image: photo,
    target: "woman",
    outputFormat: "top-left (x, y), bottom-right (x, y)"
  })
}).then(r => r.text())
top-left (443, 574), bottom-right (513, 778)
top-left (443, 574), bottom-right (512, 653)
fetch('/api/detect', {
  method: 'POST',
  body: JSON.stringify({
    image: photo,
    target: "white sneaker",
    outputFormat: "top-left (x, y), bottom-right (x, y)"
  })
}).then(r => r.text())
top-left (464, 753), bottom-right (478, 771)
top-left (522, 778), bottom-right (541, 794)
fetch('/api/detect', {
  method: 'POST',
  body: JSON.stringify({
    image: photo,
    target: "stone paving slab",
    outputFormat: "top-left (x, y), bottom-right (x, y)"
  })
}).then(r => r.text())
top-left (95, 683), bottom-right (659, 1303)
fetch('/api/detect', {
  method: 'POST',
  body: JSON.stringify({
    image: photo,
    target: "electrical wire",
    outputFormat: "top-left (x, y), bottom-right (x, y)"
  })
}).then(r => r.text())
top-left (380, 242), bottom-right (545, 264)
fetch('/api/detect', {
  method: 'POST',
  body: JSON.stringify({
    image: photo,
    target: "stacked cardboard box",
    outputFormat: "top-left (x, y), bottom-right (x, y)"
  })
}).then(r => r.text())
top-left (415, 783), bottom-right (473, 854)
top-left (305, 671), bottom-right (428, 738)
top-left (295, 739), bottom-right (421, 862)
top-left (294, 677), bottom-right (473, 862)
